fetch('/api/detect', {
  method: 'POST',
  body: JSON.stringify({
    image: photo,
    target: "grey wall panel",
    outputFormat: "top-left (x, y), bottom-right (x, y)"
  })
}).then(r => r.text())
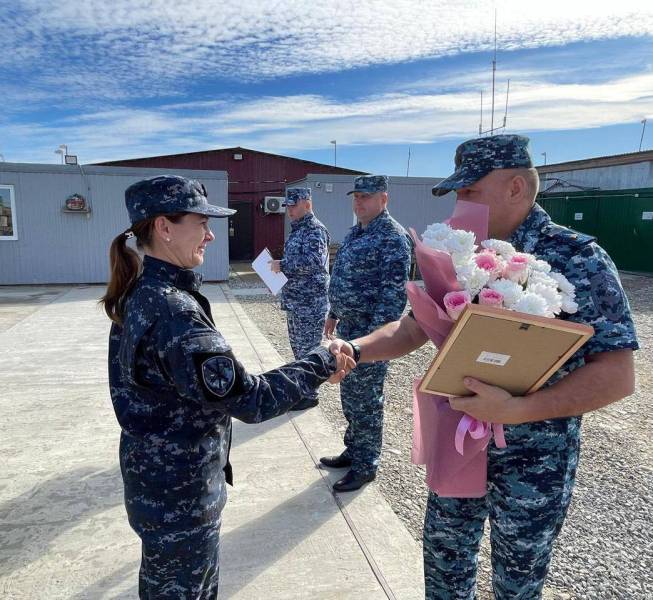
top-left (540, 161), bottom-right (653, 192)
top-left (0, 164), bottom-right (229, 284)
top-left (287, 174), bottom-right (455, 243)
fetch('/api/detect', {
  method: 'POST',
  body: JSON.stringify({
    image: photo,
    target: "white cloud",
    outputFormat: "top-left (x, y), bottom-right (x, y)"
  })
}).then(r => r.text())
top-left (3, 0), bottom-right (653, 93)
top-left (4, 69), bottom-right (652, 164)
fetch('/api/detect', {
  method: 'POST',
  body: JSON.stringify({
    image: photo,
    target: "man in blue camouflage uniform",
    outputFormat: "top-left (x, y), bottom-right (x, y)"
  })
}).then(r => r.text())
top-left (327, 135), bottom-right (638, 598)
top-left (107, 175), bottom-right (350, 599)
top-left (269, 187), bottom-right (331, 410)
top-left (320, 175), bottom-right (412, 492)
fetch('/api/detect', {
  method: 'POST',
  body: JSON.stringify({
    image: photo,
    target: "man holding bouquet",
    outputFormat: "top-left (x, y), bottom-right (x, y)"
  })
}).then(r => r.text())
top-left (328, 135), bottom-right (638, 599)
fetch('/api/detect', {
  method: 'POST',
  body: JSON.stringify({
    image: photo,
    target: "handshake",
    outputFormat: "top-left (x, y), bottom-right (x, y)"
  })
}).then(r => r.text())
top-left (325, 339), bottom-right (358, 384)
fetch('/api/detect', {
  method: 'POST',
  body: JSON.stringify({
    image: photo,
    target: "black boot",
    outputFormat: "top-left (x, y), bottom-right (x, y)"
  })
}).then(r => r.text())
top-left (319, 454), bottom-right (352, 468)
top-left (332, 470), bottom-right (376, 492)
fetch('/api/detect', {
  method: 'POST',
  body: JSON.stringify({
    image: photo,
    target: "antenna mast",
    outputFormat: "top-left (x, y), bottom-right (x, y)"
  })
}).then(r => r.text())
top-left (478, 10), bottom-right (510, 136)
top-left (491, 10), bottom-right (497, 132)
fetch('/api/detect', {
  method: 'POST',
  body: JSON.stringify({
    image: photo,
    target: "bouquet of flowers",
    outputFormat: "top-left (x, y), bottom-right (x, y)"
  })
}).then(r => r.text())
top-left (407, 200), bottom-right (578, 498)
top-left (421, 221), bottom-right (579, 321)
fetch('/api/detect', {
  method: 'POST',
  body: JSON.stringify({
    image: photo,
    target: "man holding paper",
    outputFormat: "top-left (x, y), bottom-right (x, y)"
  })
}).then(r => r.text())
top-left (328, 135), bottom-right (639, 599)
top-left (269, 187), bottom-right (331, 410)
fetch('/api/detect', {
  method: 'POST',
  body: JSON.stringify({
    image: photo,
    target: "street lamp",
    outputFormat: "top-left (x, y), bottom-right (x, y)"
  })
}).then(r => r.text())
top-left (54, 144), bottom-right (68, 164)
top-left (330, 140), bottom-right (337, 167)
top-left (541, 151), bottom-right (547, 166)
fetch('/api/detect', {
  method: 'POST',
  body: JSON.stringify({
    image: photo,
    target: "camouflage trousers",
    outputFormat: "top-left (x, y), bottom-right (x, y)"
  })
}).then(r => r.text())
top-left (138, 520), bottom-right (221, 599)
top-left (337, 317), bottom-right (388, 478)
top-left (423, 418), bottom-right (581, 600)
top-left (286, 307), bottom-right (327, 402)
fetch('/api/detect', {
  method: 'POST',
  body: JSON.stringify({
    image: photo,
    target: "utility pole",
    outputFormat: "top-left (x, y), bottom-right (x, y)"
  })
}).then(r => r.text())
top-left (330, 140), bottom-right (337, 166)
top-left (639, 119), bottom-right (647, 152)
top-left (406, 147), bottom-right (411, 176)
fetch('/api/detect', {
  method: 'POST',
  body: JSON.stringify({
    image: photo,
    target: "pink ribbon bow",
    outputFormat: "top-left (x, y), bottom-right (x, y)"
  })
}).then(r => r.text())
top-left (454, 415), bottom-right (507, 456)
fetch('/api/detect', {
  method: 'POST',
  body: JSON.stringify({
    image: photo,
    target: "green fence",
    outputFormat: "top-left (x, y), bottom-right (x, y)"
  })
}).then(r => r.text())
top-left (537, 188), bottom-right (653, 274)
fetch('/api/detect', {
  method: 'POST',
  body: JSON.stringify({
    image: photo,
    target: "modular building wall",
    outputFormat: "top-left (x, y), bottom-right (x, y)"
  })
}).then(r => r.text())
top-left (538, 188), bottom-right (653, 273)
top-left (0, 163), bottom-right (230, 285)
top-left (286, 174), bottom-right (456, 242)
top-left (538, 157), bottom-right (653, 193)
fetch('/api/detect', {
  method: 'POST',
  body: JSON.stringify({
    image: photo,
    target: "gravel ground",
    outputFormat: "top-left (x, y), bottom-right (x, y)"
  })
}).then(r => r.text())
top-left (236, 274), bottom-right (652, 600)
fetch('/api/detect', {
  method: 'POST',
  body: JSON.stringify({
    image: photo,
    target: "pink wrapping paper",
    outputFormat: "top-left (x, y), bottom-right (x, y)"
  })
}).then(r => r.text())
top-left (412, 381), bottom-right (489, 498)
top-left (408, 200), bottom-right (495, 497)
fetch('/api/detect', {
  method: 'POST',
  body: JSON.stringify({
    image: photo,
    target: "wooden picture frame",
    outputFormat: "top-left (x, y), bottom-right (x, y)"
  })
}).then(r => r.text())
top-left (419, 304), bottom-right (594, 398)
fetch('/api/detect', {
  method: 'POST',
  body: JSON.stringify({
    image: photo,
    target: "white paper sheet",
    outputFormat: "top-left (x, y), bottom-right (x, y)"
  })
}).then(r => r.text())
top-left (251, 248), bottom-right (288, 295)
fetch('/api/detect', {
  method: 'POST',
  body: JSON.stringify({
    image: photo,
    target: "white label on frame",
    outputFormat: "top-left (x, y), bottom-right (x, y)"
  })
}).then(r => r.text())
top-left (574, 213), bottom-right (583, 220)
top-left (642, 212), bottom-right (653, 220)
top-left (476, 351), bottom-right (511, 366)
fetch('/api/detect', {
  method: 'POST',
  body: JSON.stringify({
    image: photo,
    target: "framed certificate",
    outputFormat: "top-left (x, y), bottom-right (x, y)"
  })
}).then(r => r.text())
top-left (419, 304), bottom-right (594, 398)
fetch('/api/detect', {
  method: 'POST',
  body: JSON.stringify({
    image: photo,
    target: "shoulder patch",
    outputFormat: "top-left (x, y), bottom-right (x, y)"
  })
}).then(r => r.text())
top-left (201, 355), bottom-right (236, 398)
top-left (544, 224), bottom-right (596, 246)
top-left (590, 271), bottom-right (625, 322)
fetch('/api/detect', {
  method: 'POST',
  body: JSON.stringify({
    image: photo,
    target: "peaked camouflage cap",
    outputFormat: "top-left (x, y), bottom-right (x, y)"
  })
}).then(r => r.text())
top-left (284, 187), bottom-right (312, 206)
top-left (125, 175), bottom-right (235, 225)
top-left (432, 134), bottom-right (533, 196)
top-left (347, 175), bottom-right (389, 195)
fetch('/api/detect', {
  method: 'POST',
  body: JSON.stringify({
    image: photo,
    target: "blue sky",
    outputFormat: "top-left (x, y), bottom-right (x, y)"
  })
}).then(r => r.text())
top-left (2, 1), bottom-right (653, 177)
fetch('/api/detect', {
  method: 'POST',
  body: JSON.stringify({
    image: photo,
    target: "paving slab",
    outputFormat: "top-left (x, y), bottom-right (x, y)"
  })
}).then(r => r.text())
top-left (0, 284), bottom-right (423, 599)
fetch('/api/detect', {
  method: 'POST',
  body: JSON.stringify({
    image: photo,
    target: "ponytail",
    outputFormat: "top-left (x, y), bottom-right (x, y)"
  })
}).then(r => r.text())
top-left (100, 228), bottom-right (144, 324)
top-left (100, 213), bottom-right (187, 325)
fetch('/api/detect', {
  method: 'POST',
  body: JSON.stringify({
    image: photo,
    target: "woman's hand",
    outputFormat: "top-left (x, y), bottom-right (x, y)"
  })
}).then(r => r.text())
top-left (327, 351), bottom-right (356, 383)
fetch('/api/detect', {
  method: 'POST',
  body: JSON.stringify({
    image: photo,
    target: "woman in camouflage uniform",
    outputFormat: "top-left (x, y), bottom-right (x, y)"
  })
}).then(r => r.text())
top-left (100, 175), bottom-right (352, 599)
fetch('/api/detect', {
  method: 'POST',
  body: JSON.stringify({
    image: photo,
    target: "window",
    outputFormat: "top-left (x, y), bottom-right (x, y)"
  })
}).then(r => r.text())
top-left (0, 184), bottom-right (17, 240)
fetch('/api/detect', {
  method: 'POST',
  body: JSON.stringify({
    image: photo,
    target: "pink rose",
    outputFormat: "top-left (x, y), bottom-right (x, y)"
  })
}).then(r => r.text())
top-left (443, 290), bottom-right (472, 321)
top-left (478, 288), bottom-right (503, 307)
top-left (504, 253), bottom-right (529, 283)
top-left (474, 250), bottom-right (502, 280)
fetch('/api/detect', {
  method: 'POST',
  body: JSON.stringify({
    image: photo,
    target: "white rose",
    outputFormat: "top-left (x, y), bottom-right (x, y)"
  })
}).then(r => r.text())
top-left (527, 270), bottom-right (559, 289)
top-left (513, 292), bottom-right (550, 316)
top-left (422, 237), bottom-right (449, 252)
top-left (561, 296), bottom-right (579, 314)
top-left (456, 263), bottom-right (490, 297)
top-left (422, 223), bottom-right (453, 251)
top-left (481, 239), bottom-right (516, 258)
top-left (489, 278), bottom-right (524, 308)
top-left (549, 272), bottom-right (576, 297)
top-left (530, 258), bottom-right (552, 273)
top-left (446, 229), bottom-right (477, 258)
top-left (528, 282), bottom-right (562, 315)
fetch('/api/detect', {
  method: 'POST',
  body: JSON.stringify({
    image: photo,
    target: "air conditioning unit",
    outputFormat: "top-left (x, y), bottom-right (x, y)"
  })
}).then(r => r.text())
top-left (264, 196), bottom-right (285, 214)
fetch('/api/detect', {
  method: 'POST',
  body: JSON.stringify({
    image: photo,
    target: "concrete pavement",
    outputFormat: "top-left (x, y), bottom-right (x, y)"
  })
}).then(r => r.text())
top-left (0, 284), bottom-right (424, 599)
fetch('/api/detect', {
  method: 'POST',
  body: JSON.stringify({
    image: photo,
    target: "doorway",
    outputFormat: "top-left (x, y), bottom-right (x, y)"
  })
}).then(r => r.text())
top-left (228, 200), bottom-right (253, 260)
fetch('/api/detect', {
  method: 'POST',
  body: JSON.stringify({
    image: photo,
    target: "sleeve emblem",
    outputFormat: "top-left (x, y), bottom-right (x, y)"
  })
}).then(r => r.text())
top-left (201, 355), bottom-right (236, 398)
top-left (590, 271), bottom-right (625, 322)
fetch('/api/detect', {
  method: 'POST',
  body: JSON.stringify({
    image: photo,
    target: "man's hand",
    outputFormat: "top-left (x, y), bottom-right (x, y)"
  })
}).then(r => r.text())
top-left (328, 338), bottom-right (354, 359)
top-left (327, 351), bottom-right (356, 383)
top-left (268, 259), bottom-right (282, 273)
top-left (449, 377), bottom-right (525, 425)
top-left (324, 317), bottom-right (338, 339)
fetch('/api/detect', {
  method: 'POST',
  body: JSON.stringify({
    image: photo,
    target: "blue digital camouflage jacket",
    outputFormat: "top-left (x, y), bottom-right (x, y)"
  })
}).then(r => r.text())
top-left (108, 256), bottom-right (336, 535)
top-left (280, 212), bottom-right (330, 312)
top-left (509, 203), bottom-right (639, 384)
top-left (329, 209), bottom-right (412, 330)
